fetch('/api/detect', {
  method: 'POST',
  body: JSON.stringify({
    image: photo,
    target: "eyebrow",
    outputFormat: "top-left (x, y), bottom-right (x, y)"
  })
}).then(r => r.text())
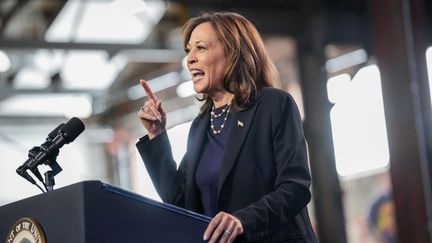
top-left (187, 40), bottom-right (208, 46)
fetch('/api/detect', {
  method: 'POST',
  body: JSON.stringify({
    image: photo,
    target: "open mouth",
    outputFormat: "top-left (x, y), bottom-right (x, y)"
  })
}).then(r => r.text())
top-left (190, 69), bottom-right (205, 81)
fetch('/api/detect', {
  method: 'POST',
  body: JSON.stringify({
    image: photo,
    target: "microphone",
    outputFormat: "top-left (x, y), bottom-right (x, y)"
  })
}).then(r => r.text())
top-left (16, 117), bottom-right (85, 184)
top-left (16, 123), bottom-right (65, 184)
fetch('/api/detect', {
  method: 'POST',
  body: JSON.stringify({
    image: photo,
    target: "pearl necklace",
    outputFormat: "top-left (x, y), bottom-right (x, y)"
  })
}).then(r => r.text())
top-left (210, 102), bottom-right (232, 135)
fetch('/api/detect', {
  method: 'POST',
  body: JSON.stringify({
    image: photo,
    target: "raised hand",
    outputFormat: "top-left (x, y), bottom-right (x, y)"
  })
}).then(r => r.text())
top-left (204, 212), bottom-right (244, 243)
top-left (137, 79), bottom-right (167, 139)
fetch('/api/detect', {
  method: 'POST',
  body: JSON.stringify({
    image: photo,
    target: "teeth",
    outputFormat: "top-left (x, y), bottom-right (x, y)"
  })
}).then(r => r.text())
top-left (190, 69), bottom-right (204, 78)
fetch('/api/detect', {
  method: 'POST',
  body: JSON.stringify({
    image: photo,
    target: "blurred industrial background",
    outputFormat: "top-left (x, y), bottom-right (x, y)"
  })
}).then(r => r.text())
top-left (0, 0), bottom-right (431, 242)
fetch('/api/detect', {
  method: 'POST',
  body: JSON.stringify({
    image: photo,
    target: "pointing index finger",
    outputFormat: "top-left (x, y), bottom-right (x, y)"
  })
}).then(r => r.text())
top-left (140, 79), bottom-right (157, 101)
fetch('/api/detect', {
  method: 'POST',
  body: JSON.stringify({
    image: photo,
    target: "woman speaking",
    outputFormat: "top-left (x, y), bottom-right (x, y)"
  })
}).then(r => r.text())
top-left (136, 12), bottom-right (318, 243)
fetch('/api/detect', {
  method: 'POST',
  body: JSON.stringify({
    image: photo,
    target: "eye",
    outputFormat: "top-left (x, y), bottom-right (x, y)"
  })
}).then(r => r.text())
top-left (197, 46), bottom-right (205, 51)
top-left (184, 48), bottom-right (190, 54)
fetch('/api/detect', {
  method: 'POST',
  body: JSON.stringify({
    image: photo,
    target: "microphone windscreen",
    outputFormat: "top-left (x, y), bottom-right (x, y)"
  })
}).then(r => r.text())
top-left (62, 117), bottom-right (85, 143)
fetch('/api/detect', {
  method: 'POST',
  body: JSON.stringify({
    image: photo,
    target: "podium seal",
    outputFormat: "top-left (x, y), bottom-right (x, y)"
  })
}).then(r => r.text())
top-left (5, 217), bottom-right (46, 243)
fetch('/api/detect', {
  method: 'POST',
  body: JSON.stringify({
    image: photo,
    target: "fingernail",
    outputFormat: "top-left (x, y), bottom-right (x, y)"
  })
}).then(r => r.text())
top-left (157, 115), bottom-right (162, 121)
top-left (153, 116), bottom-right (158, 121)
top-left (203, 234), bottom-right (208, 241)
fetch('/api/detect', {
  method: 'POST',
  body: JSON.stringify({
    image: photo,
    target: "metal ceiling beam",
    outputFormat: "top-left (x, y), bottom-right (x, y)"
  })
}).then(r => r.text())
top-left (118, 49), bottom-right (185, 63)
top-left (173, 0), bottom-right (302, 10)
top-left (0, 87), bottom-right (103, 98)
top-left (0, 39), bottom-right (185, 62)
top-left (0, 39), bottom-right (181, 52)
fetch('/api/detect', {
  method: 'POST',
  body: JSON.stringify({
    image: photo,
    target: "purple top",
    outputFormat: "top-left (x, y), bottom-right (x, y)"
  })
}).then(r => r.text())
top-left (195, 104), bottom-right (233, 217)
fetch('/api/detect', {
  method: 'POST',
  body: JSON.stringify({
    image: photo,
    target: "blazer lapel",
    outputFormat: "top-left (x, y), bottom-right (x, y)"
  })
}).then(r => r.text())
top-left (185, 113), bottom-right (209, 210)
top-left (218, 100), bottom-right (260, 196)
top-left (187, 113), bottom-right (209, 177)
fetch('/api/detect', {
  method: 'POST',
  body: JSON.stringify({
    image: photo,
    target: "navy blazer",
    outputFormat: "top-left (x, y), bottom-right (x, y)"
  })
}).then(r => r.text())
top-left (137, 87), bottom-right (318, 242)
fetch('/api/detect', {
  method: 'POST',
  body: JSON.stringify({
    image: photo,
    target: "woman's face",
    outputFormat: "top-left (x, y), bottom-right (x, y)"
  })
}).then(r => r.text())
top-left (186, 22), bottom-right (227, 97)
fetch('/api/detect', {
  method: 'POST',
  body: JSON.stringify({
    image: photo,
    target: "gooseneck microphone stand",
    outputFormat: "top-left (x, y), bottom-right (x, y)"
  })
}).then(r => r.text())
top-left (17, 143), bottom-right (63, 193)
top-left (30, 144), bottom-right (63, 192)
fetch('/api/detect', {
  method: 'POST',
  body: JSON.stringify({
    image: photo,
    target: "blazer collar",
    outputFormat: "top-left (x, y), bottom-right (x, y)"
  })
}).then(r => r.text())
top-left (186, 112), bottom-right (209, 186)
top-left (184, 112), bottom-right (210, 211)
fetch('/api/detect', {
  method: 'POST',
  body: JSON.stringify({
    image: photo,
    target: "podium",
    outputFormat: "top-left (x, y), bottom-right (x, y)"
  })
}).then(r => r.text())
top-left (0, 181), bottom-right (210, 242)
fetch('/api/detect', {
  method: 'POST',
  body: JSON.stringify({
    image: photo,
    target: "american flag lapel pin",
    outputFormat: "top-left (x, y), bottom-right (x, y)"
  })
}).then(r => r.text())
top-left (237, 120), bottom-right (244, 127)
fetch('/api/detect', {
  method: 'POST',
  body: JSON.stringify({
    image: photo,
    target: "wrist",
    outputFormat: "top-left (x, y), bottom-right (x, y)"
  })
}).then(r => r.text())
top-left (148, 129), bottom-right (164, 140)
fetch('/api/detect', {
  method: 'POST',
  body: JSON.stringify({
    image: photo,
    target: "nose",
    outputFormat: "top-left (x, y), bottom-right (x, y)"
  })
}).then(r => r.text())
top-left (187, 50), bottom-right (197, 64)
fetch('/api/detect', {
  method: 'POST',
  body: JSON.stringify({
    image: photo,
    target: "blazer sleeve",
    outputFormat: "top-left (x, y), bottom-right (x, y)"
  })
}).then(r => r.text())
top-left (136, 131), bottom-right (186, 207)
top-left (232, 93), bottom-right (312, 241)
